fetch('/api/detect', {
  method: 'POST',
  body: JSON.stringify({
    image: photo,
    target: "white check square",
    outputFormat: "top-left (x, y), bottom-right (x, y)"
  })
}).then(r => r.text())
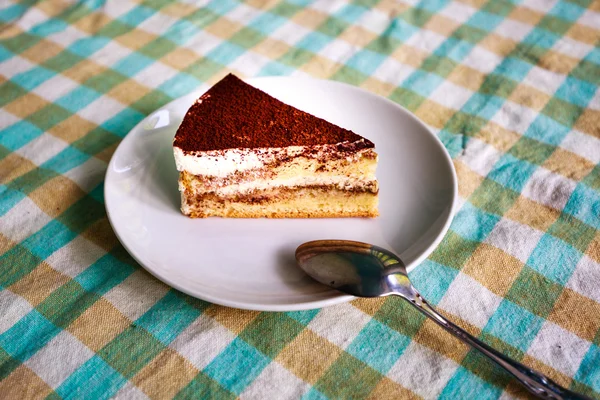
top-left (25, 331), bottom-right (95, 388)
top-left (270, 21), bottom-right (312, 46)
top-left (0, 290), bottom-right (33, 335)
top-left (522, 167), bottom-right (577, 211)
top-left (494, 18), bottom-right (533, 42)
top-left (15, 133), bottom-right (68, 167)
top-left (241, 362), bottom-right (310, 399)
top-left (46, 236), bottom-right (106, 279)
top-left (459, 137), bottom-right (503, 177)
top-left (438, 272), bottom-right (503, 328)
top-left (430, 80), bottom-right (474, 111)
top-left (372, 57), bottom-right (415, 86)
top-left (567, 256), bottom-right (600, 303)
top-left (307, 303), bottom-right (370, 350)
top-left (63, 157), bottom-right (107, 193)
top-left (527, 321), bottom-right (590, 376)
top-left (462, 45), bottom-right (503, 74)
top-left (491, 99), bottom-right (538, 134)
top-left (388, 341), bottom-right (459, 399)
top-left (169, 314), bottom-right (235, 370)
top-left (103, 270), bottom-right (170, 321)
top-left (33, 74), bottom-right (80, 103)
top-left (523, 66), bottom-right (567, 96)
top-left (484, 217), bottom-right (544, 263)
top-left (78, 95), bottom-right (127, 126)
top-left (439, 2), bottom-right (477, 24)
top-left (560, 130), bottom-right (600, 164)
top-left (0, 197), bottom-right (52, 244)
top-left (406, 29), bottom-right (446, 54)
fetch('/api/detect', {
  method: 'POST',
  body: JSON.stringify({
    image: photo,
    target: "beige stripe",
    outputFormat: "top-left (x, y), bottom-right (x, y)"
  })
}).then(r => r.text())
top-left (275, 329), bottom-right (342, 384)
top-left (132, 348), bottom-right (198, 399)
top-left (8, 262), bottom-right (70, 306)
top-left (462, 243), bottom-right (523, 297)
top-left (67, 298), bottom-right (131, 352)
top-left (548, 288), bottom-right (600, 341)
top-left (367, 377), bottom-right (422, 400)
top-left (0, 365), bottom-right (53, 400)
top-left (203, 305), bottom-right (260, 334)
top-left (29, 176), bottom-right (86, 218)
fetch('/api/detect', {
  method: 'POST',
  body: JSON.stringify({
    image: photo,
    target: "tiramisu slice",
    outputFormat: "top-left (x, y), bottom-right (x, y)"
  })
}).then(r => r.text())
top-left (173, 74), bottom-right (378, 218)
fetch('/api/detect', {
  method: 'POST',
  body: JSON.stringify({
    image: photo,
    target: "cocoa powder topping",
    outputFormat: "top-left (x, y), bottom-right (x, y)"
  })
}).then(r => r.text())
top-left (173, 74), bottom-right (374, 152)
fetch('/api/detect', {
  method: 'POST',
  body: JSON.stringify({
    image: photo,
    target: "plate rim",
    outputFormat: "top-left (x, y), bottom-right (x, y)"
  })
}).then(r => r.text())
top-left (104, 76), bottom-right (458, 311)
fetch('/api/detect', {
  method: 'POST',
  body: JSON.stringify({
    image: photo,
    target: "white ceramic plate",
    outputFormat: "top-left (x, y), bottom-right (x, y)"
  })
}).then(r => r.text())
top-left (105, 77), bottom-right (457, 311)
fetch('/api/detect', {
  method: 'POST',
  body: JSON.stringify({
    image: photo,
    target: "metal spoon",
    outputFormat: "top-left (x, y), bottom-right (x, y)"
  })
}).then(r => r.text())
top-left (296, 240), bottom-right (590, 400)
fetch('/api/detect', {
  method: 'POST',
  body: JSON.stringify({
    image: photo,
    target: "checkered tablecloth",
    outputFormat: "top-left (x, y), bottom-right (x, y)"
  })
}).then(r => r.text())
top-left (1, 0), bottom-right (600, 398)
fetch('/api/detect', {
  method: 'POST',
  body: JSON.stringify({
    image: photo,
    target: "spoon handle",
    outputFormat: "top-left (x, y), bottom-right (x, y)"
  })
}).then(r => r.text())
top-left (397, 292), bottom-right (590, 400)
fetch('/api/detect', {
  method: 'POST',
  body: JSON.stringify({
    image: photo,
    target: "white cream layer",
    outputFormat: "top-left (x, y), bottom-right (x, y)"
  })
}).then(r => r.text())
top-left (183, 175), bottom-right (377, 196)
top-left (173, 143), bottom-right (372, 178)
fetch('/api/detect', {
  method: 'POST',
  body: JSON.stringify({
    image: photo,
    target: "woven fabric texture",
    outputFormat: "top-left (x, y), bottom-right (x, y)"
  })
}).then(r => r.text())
top-left (1, 0), bottom-right (600, 399)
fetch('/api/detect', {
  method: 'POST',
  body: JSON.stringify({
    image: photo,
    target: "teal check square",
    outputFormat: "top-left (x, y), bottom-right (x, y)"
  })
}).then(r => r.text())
top-left (346, 49), bottom-right (387, 76)
top-left (135, 291), bottom-right (202, 345)
top-left (467, 10), bottom-right (504, 31)
top-left (334, 4), bottom-right (367, 23)
top-left (101, 108), bottom-right (146, 137)
top-left (69, 37), bottom-right (110, 58)
top-left (0, 186), bottom-right (26, 216)
top-left (440, 367), bottom-right (502, 400)
top-left (30, 19), bottom-right (69, 36)
top-left (204, 338), bottom-right (270, 395)
top-left (0, 46), bottom-right (12, 62)
top-left (207, 42), bottom-right (245, 65)
top-left (158, 73), bottom-right (201, 99)
top-left (484, 300), bottom-right (544, 352)
top-left (75, 253), bottom-right (135, 295)
top-left (0, 120), bottom-right (43, 151)
top-left (0, 4), bottom-right (25, 23)
top-left (119, 5), bottom-right (155, 26)
top-left (575, 345), bottom-right (600, 392)
top-left (494, 57), bottom-right (531, 81)
top-left (112, 53), bottom-right (155, 77)
top-left (403, 70), bottom-right (445, 97)
top-left (56, 356), bottom-right (126, 400)
top-left (522, 28), bottom-right (560, 49)
top-left (438, 129), bottom-right (468, 158)
top-left (527, 234), bottom-right (581, 285)
top-left (302, 388), bottom-right (329, 400)
top-left (205, 0), bottom-right (239, 15)
top-left (564, 184), bottom-right (600, 230)
top-left (418, 0), bottom-right (450, 12)
top-left (411, 260), bottom-right (459, 305)
top-left (0, 310), bottom-right (59, 361)
top-left (435, 38), bottom-right (473, 62)
top-left (548, 1), bottom-right (585, 21)
top-left (555, 76), bottom-right (597, 108)
top-left (42, 146), bottom-right (90, 173)
top-left (258, 61), bottom-right (295, 76)
top-left (524, 114), bottom-right (570, 145)
top-left (487, 154), bottom-right (537, 192)
top-left (462, 93), bottom-right (504, 120)
top-left (12, 66), bottom-right (55, 91)
top-left (285, 309), bottom-right (320, 325)
top-left (249, 13), bottom-right (287, 34)
top-left (450, 202), bottom-right (500, 242)
top-left (586, 48), bottom-right (600, 65)
top-left (346, 319), bottom-right (411, 374)
top-left (296, 32), bottom-right (331, 53)
top-left (164, 20), bottom-right (199, 45)
top-left (55, 86), bottom-right (102, 113)
top-left (23, 220), bottom-right (77, 259)
top-left (389, 19), bottom-right (420, 41)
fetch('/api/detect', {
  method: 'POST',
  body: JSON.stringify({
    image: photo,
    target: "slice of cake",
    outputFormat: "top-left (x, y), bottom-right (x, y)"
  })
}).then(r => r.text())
top-left (173, 74), bottom-right (378, 218)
